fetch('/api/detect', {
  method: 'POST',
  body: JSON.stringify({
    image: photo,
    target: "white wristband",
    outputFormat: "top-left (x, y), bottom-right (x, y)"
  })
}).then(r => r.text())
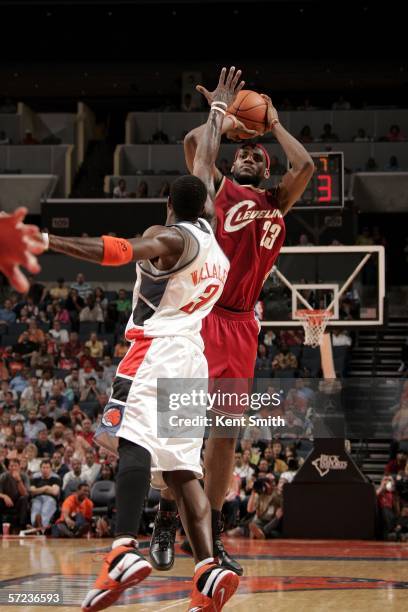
top-left (212, 101), bottom-right (228, 108)
top-left (41, 232), bottom-right (49, 250)
top-left (211, 106), bottom-right (227, 115)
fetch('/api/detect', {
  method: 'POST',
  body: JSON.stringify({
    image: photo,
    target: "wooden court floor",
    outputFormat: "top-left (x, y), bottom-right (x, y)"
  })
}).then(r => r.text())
top-left (0, 537), bottom-right (407, 611)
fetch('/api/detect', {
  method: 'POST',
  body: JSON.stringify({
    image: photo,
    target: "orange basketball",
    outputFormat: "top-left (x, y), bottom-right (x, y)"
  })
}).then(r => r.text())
top-left (227, 90), bottom-right (268, 139)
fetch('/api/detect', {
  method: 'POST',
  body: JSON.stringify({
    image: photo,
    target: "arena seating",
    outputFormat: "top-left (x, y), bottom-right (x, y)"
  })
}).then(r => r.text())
top-left (126, 109), bottom-right (408, 145)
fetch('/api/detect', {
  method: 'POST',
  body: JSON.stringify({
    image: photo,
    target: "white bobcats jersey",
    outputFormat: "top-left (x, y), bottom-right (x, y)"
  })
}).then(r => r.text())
top-left (125, 218), bottom-right (230, 348)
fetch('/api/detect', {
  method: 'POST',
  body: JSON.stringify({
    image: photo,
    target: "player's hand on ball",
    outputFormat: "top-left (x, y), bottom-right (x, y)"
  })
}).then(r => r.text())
top-left (225, 116), bottom-right (258, 141)
top-left (196, 66), bottom-right (245, 109)
top-left (260, 94), bottom-right (279, 133)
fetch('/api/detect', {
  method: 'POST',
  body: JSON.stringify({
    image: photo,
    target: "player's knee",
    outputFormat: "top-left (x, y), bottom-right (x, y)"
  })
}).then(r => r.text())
top-left (117, 437), bottom-right (151, 475)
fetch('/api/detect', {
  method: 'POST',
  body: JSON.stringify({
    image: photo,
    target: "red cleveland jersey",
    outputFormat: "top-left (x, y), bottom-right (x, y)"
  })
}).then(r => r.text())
top-left (215, 177), bottom-right (286, 311)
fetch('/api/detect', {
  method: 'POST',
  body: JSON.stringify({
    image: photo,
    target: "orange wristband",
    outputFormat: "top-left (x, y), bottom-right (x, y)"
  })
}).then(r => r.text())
top-left (101, 235), bottom-right (133, 266)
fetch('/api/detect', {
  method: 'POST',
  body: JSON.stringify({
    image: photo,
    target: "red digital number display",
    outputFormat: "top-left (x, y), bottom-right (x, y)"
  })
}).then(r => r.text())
top-left (317, 174), bottom-right (332, 202)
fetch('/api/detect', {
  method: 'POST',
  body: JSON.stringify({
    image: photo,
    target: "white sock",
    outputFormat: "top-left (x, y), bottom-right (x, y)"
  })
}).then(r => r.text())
top-left (195, 557), bottom-right (215, 572)
top-left (112, 537), bottom-right (137, 550)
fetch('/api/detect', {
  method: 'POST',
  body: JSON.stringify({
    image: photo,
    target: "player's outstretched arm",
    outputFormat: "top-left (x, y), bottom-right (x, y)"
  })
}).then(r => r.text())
top-left (0, 207), bottom-right (44, 293)
top-left (46, 226), bottom-right (184, 266)
top-left (261, 94), bottom-right (314, 215)
top-left (192, 66), bottom-right (245, 227)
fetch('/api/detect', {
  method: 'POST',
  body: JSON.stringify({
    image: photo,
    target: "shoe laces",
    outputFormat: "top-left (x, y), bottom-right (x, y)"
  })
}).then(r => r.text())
top-left (153, 512), bottom-right (177, 550)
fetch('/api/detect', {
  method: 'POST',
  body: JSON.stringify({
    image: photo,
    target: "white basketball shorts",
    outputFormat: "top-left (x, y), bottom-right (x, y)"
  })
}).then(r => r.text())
top-left (95, 328), bottom-right (207, 489)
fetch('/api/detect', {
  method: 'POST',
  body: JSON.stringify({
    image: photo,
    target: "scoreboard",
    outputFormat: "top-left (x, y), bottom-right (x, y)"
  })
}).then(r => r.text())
top-left (289, 152), bottom-right (344, 210)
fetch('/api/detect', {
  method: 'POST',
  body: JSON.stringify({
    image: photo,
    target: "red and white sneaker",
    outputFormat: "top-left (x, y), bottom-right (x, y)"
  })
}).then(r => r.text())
top-left (82, 541), bottom-right (152, 612)
top-left (187, 561), bottom-right (240, 611)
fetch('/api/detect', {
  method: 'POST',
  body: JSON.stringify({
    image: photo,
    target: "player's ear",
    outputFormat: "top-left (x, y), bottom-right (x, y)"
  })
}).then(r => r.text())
top-left (264, 168), bottom-right (270, 179)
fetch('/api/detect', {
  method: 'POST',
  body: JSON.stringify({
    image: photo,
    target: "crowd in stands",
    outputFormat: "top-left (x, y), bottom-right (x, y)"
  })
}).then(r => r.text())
top-left (0, 272), bottom-right (132, 536)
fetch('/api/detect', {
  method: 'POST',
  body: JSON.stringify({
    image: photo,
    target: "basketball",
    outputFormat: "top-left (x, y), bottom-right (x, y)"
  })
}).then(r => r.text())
top-left (227, 89), bottom-right (268, 139)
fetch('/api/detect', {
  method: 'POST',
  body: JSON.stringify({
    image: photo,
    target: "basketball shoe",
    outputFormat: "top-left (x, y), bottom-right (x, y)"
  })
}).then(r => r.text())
top-left (81, 539), bottom-right (152, 612)
top-left (178, 512), bottom-right (243, 576)
top-left (149, 510), bottom-right (178, 570)
top-left (212, 511), bottom-right (243, 576)
top-left (150, 510), bottom-right (243, 576)
top-left (187, 560), bottom-right (240, 611)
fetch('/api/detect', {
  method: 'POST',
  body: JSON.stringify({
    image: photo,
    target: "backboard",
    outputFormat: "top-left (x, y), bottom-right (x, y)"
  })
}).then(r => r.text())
top-left (259, 246), bottom-right (385, 328)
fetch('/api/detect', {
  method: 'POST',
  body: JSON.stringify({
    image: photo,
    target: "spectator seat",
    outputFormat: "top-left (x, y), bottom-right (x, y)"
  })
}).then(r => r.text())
top-left (90, 481), bottom-right (116, 516)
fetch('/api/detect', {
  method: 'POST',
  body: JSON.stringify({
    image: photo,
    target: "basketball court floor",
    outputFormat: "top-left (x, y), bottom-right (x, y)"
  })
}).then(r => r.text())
top-left (0, 537), bottom-right (407, 611)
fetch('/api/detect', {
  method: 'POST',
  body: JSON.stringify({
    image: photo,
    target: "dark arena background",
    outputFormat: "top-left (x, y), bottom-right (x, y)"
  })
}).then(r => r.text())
top-left (0, 1), bottom-right (408, 611)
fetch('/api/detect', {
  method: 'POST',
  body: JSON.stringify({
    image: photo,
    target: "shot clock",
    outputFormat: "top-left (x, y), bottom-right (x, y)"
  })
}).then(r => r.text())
top-left (288, 152), bottom-right (344, 209)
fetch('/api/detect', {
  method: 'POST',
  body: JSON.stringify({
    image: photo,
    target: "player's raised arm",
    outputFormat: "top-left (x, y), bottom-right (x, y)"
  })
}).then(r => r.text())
top-left (45, 226), bottom-right (184, 267)
top-left (261, 94), bottom-right (314, 215)
top-left (191, 66), bottom-right (245, 227)
top-left (184, 69), bottom-right (255, 187)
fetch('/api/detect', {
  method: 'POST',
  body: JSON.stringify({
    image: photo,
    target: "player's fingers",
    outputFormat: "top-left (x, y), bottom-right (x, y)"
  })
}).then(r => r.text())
top-left (218, 67), bottom-right (227, 86)
top-left (230, 69), bottom-right (242, 90)
top-left (1, 263), bottom-right (29, 294)
top-left (21, 223), bottom-right (41, 234)
top-left (260, 93), bottom-right (272, 105)
top-left (13, 207), bottom-right (28, 225)
top-left (225, 66), bottom-right (235, 87)
top-left (196, 85), bottom-right (211, 103)
top-left (25, 238), bottom-right (45, 255)
top-left (13, 206), bottom-right (28, 218)
top-left (22, 250), bottom-right (41, 274)
top-left (236, 80), bottom-right (245, 93)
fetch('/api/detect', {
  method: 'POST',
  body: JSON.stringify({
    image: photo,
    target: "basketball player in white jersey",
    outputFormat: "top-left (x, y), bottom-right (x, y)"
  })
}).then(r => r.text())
top-left (40, 67), bottom-right (244, 612)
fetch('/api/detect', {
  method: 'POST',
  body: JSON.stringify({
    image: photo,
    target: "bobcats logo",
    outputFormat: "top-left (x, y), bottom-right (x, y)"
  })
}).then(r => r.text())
top-left (224, 200), bottom-right (282, 232)
top-left (102, 407), bottom-right (122, 428)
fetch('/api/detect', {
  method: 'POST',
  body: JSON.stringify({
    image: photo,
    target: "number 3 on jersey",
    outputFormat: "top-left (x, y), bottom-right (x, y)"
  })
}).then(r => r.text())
top-left (260, 221), bottom-right (282, 250)
top-left (181, 283), bottom-right (219, 314)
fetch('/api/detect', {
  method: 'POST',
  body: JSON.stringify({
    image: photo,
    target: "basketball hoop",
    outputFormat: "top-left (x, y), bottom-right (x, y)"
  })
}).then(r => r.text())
top-left (296, 309), bottom-right (333, 348)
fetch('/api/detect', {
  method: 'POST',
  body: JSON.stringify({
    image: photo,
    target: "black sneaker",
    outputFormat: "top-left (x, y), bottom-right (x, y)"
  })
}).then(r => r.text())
top-left (149, 510), bottom-right (178, 571)
top-left (213, 514), bottom-right (244, 576)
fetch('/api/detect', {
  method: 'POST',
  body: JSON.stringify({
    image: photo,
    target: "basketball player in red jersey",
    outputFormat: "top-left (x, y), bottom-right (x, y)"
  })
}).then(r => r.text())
top-left (151, 80), bottom-right (314, 575)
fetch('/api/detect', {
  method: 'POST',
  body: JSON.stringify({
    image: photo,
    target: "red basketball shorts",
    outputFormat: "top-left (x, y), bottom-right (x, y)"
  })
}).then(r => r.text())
top-left (201, 304), bottom-right (260, 417)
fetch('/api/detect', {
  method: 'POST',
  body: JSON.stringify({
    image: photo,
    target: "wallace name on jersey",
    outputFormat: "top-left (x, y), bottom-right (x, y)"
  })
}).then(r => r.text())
top-left (191, 262), bottom-right (229, 286)
top-left (224, 200), bottom-right (284, 233)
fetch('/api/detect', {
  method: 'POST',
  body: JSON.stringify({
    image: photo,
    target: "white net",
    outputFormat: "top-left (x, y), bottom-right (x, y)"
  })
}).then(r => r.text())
top-left (296, 309), bottom-right (333, 348)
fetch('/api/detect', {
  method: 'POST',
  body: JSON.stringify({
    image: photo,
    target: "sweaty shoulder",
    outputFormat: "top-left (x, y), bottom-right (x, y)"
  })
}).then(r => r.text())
top-left (143, 224), bottom-right (183, 245)
top-left (142, 224), bottom-right (169, 238)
